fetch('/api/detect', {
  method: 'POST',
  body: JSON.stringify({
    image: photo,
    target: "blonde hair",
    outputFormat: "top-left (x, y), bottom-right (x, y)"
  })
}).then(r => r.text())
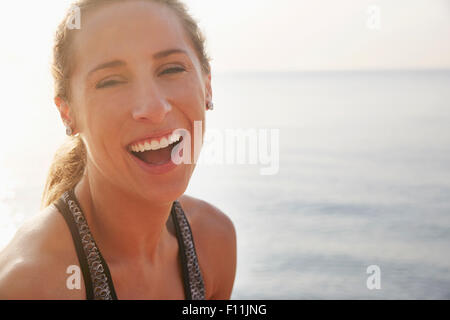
top-left (41, 0), bottom-right (211, 209)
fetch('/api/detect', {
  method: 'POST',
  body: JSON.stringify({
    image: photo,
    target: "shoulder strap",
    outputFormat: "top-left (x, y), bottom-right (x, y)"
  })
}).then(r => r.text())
top-left (171, 200), bottom-right (206, 300)
top-left (55, 191), bottom-right (204, 300)
top-left (54, 196), bottom-right (94, 300)
top-left (54, 190), bottom-right (117, 300)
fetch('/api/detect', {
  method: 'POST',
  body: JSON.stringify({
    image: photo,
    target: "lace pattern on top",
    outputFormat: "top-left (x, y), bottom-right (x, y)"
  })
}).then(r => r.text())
top-left (61, 191), bottom-right (114, 300)
top-left (60, 191), bottom-right (205, 300)
top-left (172, 200), bottom-right (206, 300)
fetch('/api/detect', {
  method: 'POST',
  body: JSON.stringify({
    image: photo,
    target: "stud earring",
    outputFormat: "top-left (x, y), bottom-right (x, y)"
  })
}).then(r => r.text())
top-left (206, 101), bottom-right (214, 111)
top-left (65, 126), bottom-right (73, 136)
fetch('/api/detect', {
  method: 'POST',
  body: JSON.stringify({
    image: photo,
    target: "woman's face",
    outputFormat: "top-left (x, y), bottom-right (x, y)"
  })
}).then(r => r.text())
top-left (66, 1), bottom-right (211, 202)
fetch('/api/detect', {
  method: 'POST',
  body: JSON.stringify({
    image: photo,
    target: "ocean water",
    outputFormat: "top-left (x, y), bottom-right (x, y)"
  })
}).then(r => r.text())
top-left (1, 70), bottom-right (450, 299)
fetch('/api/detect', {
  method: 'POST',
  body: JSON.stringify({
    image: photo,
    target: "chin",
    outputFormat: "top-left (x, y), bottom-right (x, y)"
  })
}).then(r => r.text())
top-left (142, 169), bottom-right (192, 203)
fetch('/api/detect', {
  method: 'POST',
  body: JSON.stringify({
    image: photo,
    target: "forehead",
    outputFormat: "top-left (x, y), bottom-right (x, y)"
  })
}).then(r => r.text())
top-left (71, 1), bottom-right (194, 73)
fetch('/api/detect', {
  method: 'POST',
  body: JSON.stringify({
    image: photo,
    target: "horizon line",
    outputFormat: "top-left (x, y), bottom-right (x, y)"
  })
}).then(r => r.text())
top-left (213, 67), bottom-right (450, 76)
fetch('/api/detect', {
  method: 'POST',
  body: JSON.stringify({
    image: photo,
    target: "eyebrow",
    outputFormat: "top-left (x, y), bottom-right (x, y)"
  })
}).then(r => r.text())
top-left (87, 48), bottom-right (188, 77)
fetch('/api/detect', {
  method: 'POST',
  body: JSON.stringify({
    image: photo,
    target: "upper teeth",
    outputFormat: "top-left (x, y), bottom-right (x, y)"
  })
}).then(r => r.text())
top-left (130, 132), bottom-right (182, 153)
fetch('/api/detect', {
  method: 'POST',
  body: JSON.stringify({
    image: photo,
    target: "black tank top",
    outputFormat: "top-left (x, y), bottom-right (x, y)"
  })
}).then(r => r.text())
top-left (53, 189), bottom-right (206, 300)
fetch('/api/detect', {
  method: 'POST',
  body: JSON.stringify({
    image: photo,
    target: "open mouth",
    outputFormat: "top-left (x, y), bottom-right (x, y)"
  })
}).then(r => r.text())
top-left (128, 132), bottom-right (184, 166)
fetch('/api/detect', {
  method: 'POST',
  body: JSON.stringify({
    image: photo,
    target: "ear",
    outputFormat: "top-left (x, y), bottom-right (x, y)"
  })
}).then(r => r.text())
top-left (54, 96), bottom-right (75, 129)
top-left (204, 73), bottom-right (212, 103)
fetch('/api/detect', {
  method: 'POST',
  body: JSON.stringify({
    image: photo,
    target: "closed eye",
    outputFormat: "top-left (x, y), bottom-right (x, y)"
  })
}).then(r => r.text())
top-left (96, 79), bottom-right (124, 89)
top-left (160, 67), bottom-right (186, 75)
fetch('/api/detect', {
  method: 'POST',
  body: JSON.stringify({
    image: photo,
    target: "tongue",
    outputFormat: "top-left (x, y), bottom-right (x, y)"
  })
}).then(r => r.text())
top-left (140, 145), bottom-right (173, 165)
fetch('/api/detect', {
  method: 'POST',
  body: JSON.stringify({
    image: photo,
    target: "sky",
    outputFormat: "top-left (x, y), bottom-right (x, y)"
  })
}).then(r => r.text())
top-left (0, 0), bottom-right (449, 74)
top-left (188, 0), bottom-right (450, 72)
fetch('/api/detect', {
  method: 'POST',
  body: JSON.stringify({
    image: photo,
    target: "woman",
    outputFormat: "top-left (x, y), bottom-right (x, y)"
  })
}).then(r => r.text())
top-left (0, 0), bottom-right (236, 300)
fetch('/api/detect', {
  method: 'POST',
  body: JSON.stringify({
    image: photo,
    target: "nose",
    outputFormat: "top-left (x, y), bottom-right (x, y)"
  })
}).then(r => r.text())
top-left (131, 79), bottom-right (171, 123)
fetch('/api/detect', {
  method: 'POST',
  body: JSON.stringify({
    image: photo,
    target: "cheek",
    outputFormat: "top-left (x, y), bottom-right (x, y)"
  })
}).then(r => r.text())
top-left (84, 100), bottom-right (117, 137)
top-left (167, 76), bottom-right (206, 122)
top-left (79, 95), bottom-right (126, 164)
top-left (86, 84), bottom-right (131, 124)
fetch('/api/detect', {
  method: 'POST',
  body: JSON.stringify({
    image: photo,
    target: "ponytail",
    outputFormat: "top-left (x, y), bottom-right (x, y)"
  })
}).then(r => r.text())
top-left (41, 136), bottom-right (86, 209)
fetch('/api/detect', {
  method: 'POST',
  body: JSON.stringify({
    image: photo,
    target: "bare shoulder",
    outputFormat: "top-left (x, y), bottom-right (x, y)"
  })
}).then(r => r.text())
top-left (178, 195), bottom-right (236, 239)
top-left (0, 205), bottom-right (83, 299)
top-left (178, 195), bottom-right (237, 300)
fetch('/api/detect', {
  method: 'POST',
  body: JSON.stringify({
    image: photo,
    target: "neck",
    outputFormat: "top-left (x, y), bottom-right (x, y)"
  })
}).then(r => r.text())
top-left (74, 164), bottom-right (175, 264)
